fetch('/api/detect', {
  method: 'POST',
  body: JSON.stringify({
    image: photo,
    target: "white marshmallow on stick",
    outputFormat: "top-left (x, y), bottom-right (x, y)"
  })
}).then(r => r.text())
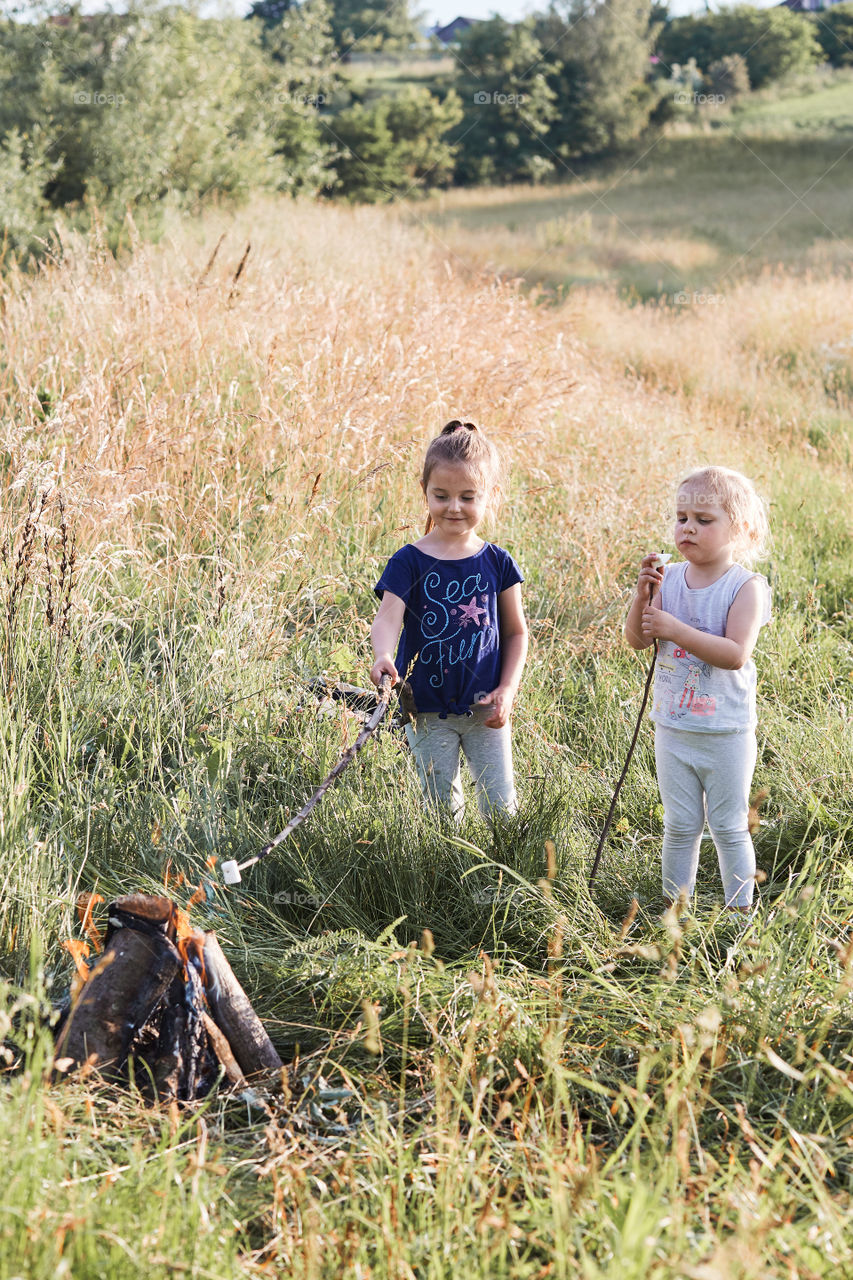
top-left (650, 553), bottom-right (672, 569)
top-left (221, 860), bottom-right (242, 885)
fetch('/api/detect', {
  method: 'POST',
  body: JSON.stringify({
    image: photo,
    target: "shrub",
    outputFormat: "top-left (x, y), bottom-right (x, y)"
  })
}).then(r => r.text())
top-left (0, 129), bottom-right (57, 263)
top-left (327, 87), bottom-right (462, 201)
top-left (0, 3), bottom-right (336, 251)
top-left (811, 2), bottom-right (853, 67)
top-left (657, 6), bottom-right (821, 88)
top-left (706, 53), bottom-right (751, 102)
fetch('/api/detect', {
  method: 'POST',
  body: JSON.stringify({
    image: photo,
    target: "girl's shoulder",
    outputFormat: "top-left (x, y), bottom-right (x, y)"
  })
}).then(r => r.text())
top-left (486, 542), bottom-right (525, 587)
top-left (387, 542), bottom-right (420, 562)
top-left (729, 563), bottom-right (770, 596)
top-left (731, 564), bottom-right (772, 623)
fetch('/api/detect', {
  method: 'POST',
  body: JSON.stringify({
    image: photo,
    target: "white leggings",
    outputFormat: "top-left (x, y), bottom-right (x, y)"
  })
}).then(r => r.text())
top-left (405, 708), bottom-right (518, 820)
top-left (655, 725), bottom-right (757, 909)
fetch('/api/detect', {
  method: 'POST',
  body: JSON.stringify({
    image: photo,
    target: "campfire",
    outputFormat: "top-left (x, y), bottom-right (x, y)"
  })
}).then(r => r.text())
top-left (55, 890), bottom-right (282, 1102)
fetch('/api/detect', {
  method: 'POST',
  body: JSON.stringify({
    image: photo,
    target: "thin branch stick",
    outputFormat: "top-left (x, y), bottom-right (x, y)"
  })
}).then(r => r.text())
top-left (236, 674), bottom-right (393, 876)
top-left (589, 582), bottom-right (659, 888)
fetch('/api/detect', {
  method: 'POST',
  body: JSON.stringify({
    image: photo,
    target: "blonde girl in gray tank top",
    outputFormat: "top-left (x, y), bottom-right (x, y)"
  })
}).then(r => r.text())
top-left (624, 467), bottom-right (771, 912)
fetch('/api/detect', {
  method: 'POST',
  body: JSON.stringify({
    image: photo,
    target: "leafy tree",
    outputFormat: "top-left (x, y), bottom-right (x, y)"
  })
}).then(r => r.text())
top-left (326, 0), bottom-right (421, 60)
top-left (653, 12), bottom-right (717, 80)
top-left (0, 2), bottom-right (338, 252)
top-left (247, 0), bottom-right (296, 28)
top-left (251, 0), bottom-right (339, 189)
top-left (811, 2), bottom-right (853, 67)
top-left (656, 6), bottom-right (821, 88)
top-left (327, 87), bottom-right (462, 200)
top-left (533, 0), bottom-right (663, 163)
top-left (451, 17), bottom-right (558, 184)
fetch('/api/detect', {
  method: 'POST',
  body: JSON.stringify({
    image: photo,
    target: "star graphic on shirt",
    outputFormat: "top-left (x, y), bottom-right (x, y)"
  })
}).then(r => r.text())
top-left (457, 596), bottom-right (487, 628)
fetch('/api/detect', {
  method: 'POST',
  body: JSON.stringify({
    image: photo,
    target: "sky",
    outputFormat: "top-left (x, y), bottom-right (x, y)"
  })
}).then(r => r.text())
top-left (63, 0), bottom-right (788, 42)
top-left (423, 0), bottom-right (781, 29)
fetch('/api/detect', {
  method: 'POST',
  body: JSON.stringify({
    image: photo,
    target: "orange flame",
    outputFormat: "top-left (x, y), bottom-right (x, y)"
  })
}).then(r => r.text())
top-left (76, 893), bottom-right (104, 952)
top-left (170, 902), bottom-right (207, 986)
top-left (164, 859), bottom-right (189, 891)
top-left (62, 938), bottom-right (92, 1002)
top-left (176, 930), bottom-right (207, 984)
top-left (162, 864), bottom-right (211, 984)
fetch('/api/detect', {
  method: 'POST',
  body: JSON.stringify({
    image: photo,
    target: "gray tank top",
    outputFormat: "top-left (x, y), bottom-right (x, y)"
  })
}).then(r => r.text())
top-left (651, 561), bottom-right (771, 733)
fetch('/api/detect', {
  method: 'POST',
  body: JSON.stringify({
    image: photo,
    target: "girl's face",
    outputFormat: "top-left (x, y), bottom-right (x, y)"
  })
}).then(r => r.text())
top-left (674, 489), bottom-right (735, 569)
top-left (423, 462), bottom-right (489, 540)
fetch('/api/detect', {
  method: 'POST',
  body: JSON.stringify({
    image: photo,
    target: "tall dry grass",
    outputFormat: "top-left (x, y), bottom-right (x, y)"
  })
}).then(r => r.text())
top-left (0, 196), bottom-right (851, 1280)
top-left (6, 197), bottom-right (848, 645)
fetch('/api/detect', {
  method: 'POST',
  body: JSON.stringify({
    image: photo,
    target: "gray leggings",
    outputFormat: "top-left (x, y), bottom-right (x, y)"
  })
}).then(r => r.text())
top-left (405, 707), bottom-right (518, 820)
top-left (655, 725), bottom-right (757, 909)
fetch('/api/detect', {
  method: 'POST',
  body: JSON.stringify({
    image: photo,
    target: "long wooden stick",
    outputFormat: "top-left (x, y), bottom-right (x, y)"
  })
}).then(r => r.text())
top-left (231, 674), bottom-right (393, 880)
top-left (589, 571), bottom-right (664, 888)
top-left (588, 647), bottom-right (657, 887)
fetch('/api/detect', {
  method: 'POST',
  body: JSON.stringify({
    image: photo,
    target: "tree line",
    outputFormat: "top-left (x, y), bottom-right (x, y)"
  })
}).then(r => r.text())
top-left (1, 0), bottom-right (851, 259)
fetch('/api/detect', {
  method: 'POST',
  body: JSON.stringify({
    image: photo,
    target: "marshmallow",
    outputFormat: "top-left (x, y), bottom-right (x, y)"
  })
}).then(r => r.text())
top-left (651, 553), bottom-right (672, 569)
top-left (221, 860), bottom-right (242, 885)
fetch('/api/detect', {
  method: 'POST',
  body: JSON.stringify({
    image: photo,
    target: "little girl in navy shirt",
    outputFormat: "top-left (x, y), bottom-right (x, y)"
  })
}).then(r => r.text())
top-left (370, 421), bottom-right (528, 819)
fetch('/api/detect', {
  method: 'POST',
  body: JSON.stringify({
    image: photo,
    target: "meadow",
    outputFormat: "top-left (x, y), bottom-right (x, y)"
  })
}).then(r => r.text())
top-left (416, 70), bottom-right (853, 297)
top-left (0, 163), bottom-right (850, 1277)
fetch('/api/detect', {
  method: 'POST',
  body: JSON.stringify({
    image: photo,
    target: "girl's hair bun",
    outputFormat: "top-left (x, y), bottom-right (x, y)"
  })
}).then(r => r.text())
top-left (441, 420), bottom-right (478, 435)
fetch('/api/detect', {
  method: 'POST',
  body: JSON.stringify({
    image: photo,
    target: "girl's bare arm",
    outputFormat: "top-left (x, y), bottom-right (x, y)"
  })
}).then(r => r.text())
top-left (480, 583), bottom-right (528, 728)
top-left (370, 592), bottom-right (405, 685)
top-left (625, 555), bottom-right (665, 650)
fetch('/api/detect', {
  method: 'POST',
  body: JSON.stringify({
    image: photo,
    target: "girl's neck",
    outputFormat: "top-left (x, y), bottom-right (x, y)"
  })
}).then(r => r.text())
top-left (415, 530), bottom-right (486, 561)
top-left (683, 554), bottom-right (736, 589)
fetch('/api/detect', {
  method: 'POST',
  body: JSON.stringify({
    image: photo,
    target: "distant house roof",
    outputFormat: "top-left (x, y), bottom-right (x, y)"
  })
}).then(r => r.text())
top-left (779, 0), bottom-right (843, 9)
top-left (432, 16), bottom-right (475, 44)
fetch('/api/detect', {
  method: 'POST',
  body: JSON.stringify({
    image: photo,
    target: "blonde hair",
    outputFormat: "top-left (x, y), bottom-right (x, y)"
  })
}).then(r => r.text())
top-left (676, 466), bottom-right (769, 564)
top-left (421, 421), bottom-right (503, 532)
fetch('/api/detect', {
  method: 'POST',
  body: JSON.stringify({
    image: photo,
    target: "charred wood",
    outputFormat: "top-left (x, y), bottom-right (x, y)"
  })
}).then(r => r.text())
top-left (56, 925), bottom-right (181, 1074)
top-left (200, 1011), bottom-right (246, 1088)
top-left (202, 934), bottom-right (282, 1077)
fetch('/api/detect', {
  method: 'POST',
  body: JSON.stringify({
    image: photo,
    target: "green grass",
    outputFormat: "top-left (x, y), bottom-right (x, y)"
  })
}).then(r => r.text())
top-left (0, 461), bottom-right (849, 1277)
top-left (0, 193), bottom-right (851, 1277)
top-left (731, 67), bottom-right (853, 132)
top-left (416, 116), bottom-right (853, 297)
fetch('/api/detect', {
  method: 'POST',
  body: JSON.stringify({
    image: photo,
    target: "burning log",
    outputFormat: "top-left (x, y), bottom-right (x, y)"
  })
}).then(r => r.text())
top-left (202, 934), bottom-right (283, 1077)
top-left (200, 1011), bottom-right (246, 1088)
top-left (55, 892), bottom-right (280, 1101)
top-left (56, 900), bottom-right (182, 1076)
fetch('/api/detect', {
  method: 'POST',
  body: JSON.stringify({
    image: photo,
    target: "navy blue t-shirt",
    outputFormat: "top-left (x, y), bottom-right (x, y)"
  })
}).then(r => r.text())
top-left (375, 542), bottom-right (523, 716)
